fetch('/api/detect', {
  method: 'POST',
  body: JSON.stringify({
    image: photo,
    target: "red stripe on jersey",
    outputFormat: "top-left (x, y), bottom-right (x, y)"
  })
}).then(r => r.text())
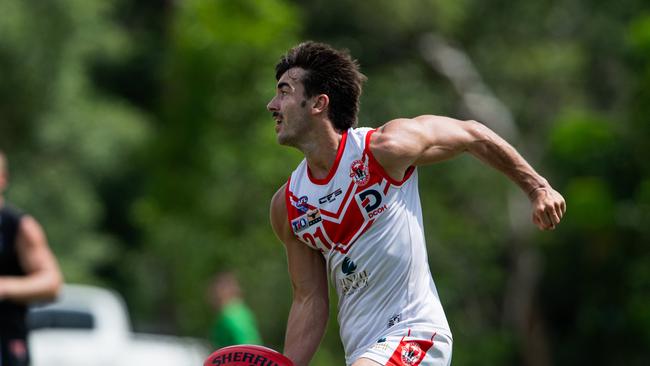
top-left (307, 129), bottom-right (348, 185)
top-left (383, 182), bottom-right (392, 195)
top-left (284, 176), bottom-right (293, 228)
top-left (322, 201), bottom-right (366, 245)
top-left (365, 129), bottom-right (415, 186)
top-left (319, 180), bottom-right (356, 219)
top-left (331, 219), bottom-right (375, 254)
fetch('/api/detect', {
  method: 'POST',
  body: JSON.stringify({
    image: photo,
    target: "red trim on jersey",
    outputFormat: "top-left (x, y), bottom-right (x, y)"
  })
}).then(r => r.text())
top-left (284, 176), bottom-right (293, 229)
top-left (307, 129), bottom-right (348, 185)
top-left (331, 219), bottom-right (375, 254)
top-left (318, 180), bottom-right (356, 219)
top-left (365, 129), bottom-right (415, 186)
top-left (383, 182), bottom-right (392, 195)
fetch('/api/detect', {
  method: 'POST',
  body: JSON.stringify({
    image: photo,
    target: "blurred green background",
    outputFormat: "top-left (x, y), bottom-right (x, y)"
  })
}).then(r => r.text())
top-left (1, 0), bottom-right (649, 365)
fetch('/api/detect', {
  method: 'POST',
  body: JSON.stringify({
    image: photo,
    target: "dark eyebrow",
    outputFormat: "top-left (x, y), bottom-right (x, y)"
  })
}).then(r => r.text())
top-left (277, 82), bottom-right (291, 90)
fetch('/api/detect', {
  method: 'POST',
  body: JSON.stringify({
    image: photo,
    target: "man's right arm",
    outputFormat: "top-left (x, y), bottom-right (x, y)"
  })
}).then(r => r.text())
top-left (270, 185), bottom-right (329, 366)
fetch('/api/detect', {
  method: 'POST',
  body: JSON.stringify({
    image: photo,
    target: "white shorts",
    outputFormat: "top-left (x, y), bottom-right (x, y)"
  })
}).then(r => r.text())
top-left (354, 329), bottom-right (452, 366)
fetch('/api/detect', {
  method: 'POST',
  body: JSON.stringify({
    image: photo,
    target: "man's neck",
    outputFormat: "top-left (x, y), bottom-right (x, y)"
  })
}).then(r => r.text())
top-left (300, 126), bottom-right (344, 180)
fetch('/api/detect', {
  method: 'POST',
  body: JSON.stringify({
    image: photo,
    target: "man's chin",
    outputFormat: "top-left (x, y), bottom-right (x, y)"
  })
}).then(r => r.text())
top-left (276, 133), bottom-right (296, 147)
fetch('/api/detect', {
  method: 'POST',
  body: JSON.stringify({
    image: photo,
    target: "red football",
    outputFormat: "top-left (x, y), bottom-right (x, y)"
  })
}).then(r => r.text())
top-left (204, 344), bottom-right (295, 366)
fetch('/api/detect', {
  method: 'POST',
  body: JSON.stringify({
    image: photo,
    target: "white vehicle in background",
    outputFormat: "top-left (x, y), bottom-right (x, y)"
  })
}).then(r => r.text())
top-left (28, 284), bottom-right (210, 366)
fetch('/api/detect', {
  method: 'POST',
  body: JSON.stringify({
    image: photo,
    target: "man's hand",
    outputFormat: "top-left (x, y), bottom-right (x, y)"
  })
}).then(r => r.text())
top-left (529, 186), bottom-right (566, 230)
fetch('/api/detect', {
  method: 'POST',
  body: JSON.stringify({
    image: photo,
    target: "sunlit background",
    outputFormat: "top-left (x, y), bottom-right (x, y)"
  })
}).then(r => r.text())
top-left (1, 0), bottom-right (649, 365)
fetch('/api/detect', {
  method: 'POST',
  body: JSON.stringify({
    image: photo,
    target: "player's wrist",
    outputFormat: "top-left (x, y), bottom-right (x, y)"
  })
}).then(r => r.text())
top-left (526, 177), bottom-right (550, 201)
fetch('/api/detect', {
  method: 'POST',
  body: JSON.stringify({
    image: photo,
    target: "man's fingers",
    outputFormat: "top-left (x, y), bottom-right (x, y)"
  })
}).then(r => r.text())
top-left (547, 207), bottom-right (560, 227)
top-left (534, 209), bottom-right (552, 230)
top-left (555, 202), bottom-right (564, 219)
top-left (532, 213), bottom-right (544, 230)
top-left (531, 189), bottom-right (566, 230)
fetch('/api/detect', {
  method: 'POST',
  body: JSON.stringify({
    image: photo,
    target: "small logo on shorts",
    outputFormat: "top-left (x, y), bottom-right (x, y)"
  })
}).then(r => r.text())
top-left (401, 342), bottom-right (424, 366)
top-left (370, 338), bottom-right (390, 352)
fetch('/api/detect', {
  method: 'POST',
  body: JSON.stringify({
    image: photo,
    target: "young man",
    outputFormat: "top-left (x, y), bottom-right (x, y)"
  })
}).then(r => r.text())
top-left (0, 151), bottom-right (63, 366)
top-left (268, 42), bottom-right (565, 366)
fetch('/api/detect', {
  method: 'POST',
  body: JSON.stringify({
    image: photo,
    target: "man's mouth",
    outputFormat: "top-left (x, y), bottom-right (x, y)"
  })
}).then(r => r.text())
top-left (272, 112), bottom-right (283, 124)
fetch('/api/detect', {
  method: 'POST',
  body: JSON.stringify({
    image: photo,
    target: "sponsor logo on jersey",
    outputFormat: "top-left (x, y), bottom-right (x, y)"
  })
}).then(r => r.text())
top-left (292, 195), bottom-right (309, 213)
top-left (356, 186), bottom-right (389, 219)
top-left (339, 257), bottom-right (369, 295)
top-left (370, 338), bottom-right (390, 352)
top-left (342, 256), bottom-right (357, 275)
top-left (318, 188), bottom-right (343, 204)
top-left (401, 342), bottom-right (424, 366)
top-left (349, 159), bottom-right (370, 186)
top-left (306, 209), bottom-right (322, 226)
top-left (291, 209), bottom-right (321, 234)
top-left (388, 313), bottom-right (402, 328)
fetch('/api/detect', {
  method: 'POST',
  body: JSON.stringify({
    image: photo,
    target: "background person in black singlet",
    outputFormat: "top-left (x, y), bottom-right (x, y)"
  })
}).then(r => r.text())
top-left (0, 151), bottom-right (63, 366)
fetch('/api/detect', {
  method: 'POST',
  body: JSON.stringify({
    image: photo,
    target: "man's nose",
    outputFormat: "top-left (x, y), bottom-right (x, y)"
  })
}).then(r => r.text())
top-left (267, 97), bottom-right (278, 111)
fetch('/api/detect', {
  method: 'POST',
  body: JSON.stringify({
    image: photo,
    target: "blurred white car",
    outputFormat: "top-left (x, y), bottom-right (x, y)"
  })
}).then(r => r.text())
top-left (27, 284), bottom-right (210, 366)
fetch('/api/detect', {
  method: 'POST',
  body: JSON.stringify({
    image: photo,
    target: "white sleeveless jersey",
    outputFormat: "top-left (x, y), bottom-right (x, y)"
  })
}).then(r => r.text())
top-left (285, 128), bottom-right (451, 364)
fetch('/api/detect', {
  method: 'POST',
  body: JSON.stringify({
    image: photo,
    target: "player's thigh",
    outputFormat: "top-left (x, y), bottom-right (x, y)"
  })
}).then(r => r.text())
top-left (352, 357), bottom-right (383, 366)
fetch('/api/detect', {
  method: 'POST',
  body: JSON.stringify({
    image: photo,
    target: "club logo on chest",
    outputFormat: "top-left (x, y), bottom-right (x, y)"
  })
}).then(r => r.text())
top-left (349, 159), bottom-right (370, 187)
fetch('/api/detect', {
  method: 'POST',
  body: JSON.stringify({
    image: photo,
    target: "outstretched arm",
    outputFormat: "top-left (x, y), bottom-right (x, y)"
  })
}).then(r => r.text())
top-left (370, 115), bottom-right (566, 230)
top-left (270, 185), bottom-right (329, 366)
top-left (0, 216), bottom-right (63, 302)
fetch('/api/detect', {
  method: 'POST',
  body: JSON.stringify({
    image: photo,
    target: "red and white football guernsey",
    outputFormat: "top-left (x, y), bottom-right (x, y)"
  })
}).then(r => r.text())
top-left (285, 128), bottom-right (451, 365)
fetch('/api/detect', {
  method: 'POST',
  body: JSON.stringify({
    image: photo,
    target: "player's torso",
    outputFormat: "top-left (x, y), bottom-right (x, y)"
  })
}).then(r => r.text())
top-left (286, 128), bottom-right (416, 280)
top-left (286, 128), bottom-right (446, 357)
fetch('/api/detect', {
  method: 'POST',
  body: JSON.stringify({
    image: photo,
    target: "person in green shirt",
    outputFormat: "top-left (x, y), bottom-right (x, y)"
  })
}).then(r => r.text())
top-left (208, 271), bottom-right (262, 348)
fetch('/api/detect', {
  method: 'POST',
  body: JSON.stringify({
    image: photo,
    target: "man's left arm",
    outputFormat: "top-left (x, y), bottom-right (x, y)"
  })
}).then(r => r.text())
top-left (0, 216), bottom-right (63, 302)
top-left (371, 115), bottom-right (566, 230)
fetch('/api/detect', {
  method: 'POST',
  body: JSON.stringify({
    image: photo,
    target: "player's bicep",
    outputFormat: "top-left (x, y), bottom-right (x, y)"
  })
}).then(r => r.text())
top-left (372, 116), bottom-right (479, 177)
top-left (411, 115), bottom-right (481, 165)
top-left (269, 186), bottom-right (327, 299)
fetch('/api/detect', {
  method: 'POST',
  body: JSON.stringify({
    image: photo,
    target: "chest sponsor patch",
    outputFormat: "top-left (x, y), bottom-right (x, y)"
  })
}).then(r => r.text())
top-left (291, 209), bottom-right (322, 234)
top-left (319, 188), bottom-right (343, 204)
top-left (292, 195), bottom-right (309, 213)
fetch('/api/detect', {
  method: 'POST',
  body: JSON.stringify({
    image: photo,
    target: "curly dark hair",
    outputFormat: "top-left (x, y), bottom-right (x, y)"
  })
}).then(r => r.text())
top-left (275, 41), bottom-right (367, 131)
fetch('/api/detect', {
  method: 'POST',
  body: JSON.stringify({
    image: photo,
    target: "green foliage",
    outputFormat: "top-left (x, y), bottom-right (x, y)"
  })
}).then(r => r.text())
top-left (0, 0), bottom-right (148, 283)
top-left (2, 0), bottom-right (650, 365)
top-left (128, 0), bottom-right (302, 342)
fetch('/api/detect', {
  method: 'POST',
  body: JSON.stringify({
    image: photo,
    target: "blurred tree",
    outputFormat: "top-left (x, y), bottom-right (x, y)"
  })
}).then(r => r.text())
top-left (3, 0), bottom-right (649, 365)
top-left (126, 0), bottom-right (303, 350)
top-left (0, 0), bottom-right (149, 283)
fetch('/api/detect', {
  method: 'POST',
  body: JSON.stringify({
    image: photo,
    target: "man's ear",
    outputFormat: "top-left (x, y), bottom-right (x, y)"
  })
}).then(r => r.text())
top-left (311, 94), bottom-right (329, 114)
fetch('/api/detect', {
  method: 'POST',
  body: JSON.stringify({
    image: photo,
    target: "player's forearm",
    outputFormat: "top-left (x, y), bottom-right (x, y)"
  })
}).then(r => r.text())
top-left (0, 270), bottom-right (62, 303)
top-left (465, 122), bottom-right (549, 199)
top-left (284, 295), bottom-right (329, 366)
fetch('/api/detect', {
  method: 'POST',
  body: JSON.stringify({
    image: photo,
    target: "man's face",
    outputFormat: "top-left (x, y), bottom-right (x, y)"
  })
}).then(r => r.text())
top-left (267, 67), bottom-right (311, 146)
